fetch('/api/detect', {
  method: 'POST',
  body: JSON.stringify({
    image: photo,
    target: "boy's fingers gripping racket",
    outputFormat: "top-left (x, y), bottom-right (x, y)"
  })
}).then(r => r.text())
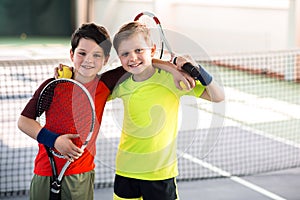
top-left (37, 78), bottom-right (96, 200)
top-left (173, 58), bottom-right (213, 86)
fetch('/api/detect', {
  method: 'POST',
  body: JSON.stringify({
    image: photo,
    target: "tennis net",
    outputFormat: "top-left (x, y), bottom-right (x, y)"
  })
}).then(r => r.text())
top-left (1, 49), bottom-right (300, 197)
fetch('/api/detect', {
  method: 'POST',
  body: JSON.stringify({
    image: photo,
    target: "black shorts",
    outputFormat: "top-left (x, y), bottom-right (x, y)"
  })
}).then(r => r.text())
top-left (114, 175), bottom-right (178, 200)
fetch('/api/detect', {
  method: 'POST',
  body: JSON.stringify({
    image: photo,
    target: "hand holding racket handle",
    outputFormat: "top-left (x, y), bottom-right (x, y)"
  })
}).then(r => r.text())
top-left (182, 63), bottom-right (212, 86)
top-left (173, 56), bottom-right (213, 86)
top-left (57, 137), bottom-right (90, 181)
top-left (181, 63), bottom-right (201, 79)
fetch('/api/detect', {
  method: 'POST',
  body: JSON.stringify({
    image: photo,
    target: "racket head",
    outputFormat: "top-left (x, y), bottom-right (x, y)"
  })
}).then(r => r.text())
top-left (134, 11), bottom-right (170, 60)
top-left (36, 78), bottom-right (96, 158)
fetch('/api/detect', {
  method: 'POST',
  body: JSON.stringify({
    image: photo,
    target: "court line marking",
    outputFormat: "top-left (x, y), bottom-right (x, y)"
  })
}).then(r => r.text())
top-left (181, 152), bottom-right (287, 200)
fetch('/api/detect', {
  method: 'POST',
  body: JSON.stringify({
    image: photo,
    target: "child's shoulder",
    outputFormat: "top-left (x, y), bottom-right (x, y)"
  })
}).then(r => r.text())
top-left (155, 68), bottom-right (173, 78)
top-left (39, 78), bottom-right (55, 89)
top-left (102, 66), bottom-right (126, 76)
top-left (100, 66), bottom-right (129, 91)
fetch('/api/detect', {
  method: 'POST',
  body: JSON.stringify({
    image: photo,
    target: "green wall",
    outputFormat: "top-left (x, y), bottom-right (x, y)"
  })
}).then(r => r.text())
top-left (0, 0), bottom-right (74, 36)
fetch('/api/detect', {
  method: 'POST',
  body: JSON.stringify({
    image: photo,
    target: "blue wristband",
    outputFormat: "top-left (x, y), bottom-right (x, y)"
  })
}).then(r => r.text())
top-left (197, 64), bottom-right (213, 86)
top-left (181, 62), bottom-right (213, 86)
top-left (37, 128), bottom-right (60, 148)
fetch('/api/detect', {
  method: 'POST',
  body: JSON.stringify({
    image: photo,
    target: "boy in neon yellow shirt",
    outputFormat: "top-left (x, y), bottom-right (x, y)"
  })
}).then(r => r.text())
top-left (112, 21), bottom-right (224, 200)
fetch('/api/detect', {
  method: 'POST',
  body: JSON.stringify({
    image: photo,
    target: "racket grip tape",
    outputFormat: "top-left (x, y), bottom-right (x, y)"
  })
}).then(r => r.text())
top-left (37, 128), bottom-right (60, 148)
top-left (50, 180), bottom-right (61, 200)
top-left (182, 63), bottom-right (213, 86)
top-left (173, 57), bottom-right (212, 86)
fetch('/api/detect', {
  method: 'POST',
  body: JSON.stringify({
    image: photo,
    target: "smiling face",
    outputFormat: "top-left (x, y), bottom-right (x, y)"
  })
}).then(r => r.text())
top-left (117, 33), bottom-right (156, 81)
top-left (70, 38), bottom-right (109, 83)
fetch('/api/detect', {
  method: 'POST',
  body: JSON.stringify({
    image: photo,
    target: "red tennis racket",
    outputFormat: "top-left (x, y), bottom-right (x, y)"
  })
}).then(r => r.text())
top-left (37, 78), bottom-right (96, 200)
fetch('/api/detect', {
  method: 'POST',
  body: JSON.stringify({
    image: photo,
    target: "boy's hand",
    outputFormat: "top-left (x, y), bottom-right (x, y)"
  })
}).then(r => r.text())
top-left (151, 58), bottom-right (195, 90)
top-left (54, 134), bottom-right (83, 162)
top-left (54, 64), bottom-right (73, 79)
top-left (173, 55), bottom-right (197, 70)
top-left (173, 68), bottom-right (195, 90)
top-left (174, 55), bottom-right (213, 86)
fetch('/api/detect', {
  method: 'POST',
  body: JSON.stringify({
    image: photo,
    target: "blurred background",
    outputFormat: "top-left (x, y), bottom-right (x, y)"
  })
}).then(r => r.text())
top-left (1, 0), bottom-right (300, 54)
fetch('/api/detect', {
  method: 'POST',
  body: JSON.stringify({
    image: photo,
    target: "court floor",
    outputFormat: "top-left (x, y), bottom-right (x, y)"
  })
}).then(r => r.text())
top-left (93, 167), bottom-right (300, 200)
top-left (9, 167), bottom-right (300, 200)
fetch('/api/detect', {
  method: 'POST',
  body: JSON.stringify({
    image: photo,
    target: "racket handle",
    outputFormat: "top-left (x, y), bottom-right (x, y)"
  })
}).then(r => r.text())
top-left (181, 63), bottom-right (213, 86)
top-left (50, 180), bottom-right (61, 199)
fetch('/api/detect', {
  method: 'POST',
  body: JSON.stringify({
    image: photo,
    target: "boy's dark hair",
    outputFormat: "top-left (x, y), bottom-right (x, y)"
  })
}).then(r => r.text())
top-left (71, 23), bottom-right (112, 57)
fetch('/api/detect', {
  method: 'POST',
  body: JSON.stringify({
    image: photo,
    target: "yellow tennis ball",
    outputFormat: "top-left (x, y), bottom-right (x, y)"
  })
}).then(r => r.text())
top-left (58, 66), bottom-right (73, 79)
top-left (179, 81), bottom-right (188, 90)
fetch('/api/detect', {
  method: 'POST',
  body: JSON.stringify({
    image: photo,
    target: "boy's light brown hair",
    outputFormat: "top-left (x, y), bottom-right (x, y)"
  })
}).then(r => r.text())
top-left (113, 21), bottom-right (153, 53)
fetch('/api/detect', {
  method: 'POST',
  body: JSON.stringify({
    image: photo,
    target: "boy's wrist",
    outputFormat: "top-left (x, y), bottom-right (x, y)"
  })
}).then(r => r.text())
top-left (37, 128), bottom-right (60, 148)
top-left (197, 64), bottom-right (213, 86)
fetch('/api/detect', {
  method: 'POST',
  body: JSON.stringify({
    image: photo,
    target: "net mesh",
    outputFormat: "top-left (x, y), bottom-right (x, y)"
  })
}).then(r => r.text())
top-left (1, 50), bottom-right (300, 197)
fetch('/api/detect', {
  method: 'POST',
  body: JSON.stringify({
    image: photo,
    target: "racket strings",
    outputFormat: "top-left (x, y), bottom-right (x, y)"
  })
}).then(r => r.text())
top-left (37, 82), bottom-right (57, 117)
top-left (37, 80), bottom-right (95, 157)
top-left (72, 86), bottom-right (94, 146)
top-left (136, 15), bottom-right (164, 59)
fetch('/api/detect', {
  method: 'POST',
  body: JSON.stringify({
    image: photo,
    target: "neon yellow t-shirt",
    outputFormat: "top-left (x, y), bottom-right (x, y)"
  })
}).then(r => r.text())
top-left (112, 69), bottom-right (205, 180)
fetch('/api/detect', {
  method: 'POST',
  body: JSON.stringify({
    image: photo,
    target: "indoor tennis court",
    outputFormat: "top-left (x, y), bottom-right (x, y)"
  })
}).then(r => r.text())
top-left (1, 0), bottom-right (300, 200)
top-left (1, 43), bottom-right (300, 199)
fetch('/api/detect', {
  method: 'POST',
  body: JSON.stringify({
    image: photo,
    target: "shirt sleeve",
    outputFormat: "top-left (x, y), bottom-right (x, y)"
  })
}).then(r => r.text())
top-left (20, 78), bottom-right (54, 119)
top-left (100, 66), bottom-right (128, 92)
top-left (191, 80), bottom-right (206, 97)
